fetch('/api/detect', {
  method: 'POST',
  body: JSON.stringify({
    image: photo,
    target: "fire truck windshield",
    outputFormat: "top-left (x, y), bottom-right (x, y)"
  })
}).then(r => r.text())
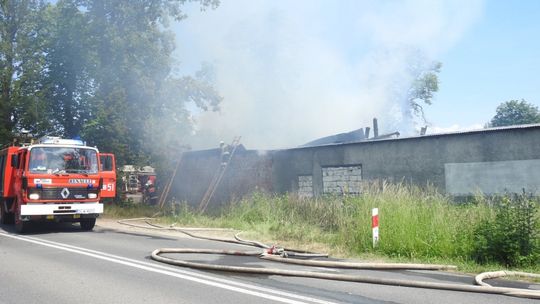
top-left (29, 147), bottom-right (98, 174)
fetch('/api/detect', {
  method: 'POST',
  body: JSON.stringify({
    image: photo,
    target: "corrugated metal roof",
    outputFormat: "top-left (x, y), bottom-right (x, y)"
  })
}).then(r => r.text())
top-left (413, 122), bottom-right (540, 138)
top-left (187, 123), bottom-right (540, 154)
top-left (286, 123), bottom-right (540, 151)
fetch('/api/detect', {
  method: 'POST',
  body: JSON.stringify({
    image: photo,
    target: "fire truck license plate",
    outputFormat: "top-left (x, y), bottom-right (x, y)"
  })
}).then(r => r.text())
top-left (73, 214), bottom-right (80, 219)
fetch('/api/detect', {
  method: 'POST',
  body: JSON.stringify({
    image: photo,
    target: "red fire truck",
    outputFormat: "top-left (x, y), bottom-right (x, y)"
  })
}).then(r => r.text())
top-left (0, 136), bottom-right (116, 233)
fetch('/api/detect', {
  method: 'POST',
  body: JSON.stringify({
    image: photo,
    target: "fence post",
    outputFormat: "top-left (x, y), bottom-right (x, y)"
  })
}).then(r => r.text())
top-left (372, 208), bottom-right (379, 248)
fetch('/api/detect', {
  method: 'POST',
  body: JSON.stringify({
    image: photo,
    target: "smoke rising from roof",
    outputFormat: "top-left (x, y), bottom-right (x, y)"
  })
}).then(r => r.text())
top-left (174, 0), bottom-right (484, 149)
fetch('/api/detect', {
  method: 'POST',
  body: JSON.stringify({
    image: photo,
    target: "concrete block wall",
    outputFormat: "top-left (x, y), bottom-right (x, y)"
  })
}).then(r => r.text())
top-left (297, 175), bottom-right (313, 198)
top-left (322, 165), bottom-right (362, 194)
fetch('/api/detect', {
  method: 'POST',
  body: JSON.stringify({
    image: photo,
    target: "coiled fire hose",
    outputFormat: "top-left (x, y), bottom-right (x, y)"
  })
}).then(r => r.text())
top-left (118, 218), bottom-right (540, 299)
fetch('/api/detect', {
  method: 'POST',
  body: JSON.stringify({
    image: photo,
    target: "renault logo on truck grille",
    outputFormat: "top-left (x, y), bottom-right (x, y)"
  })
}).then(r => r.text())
top-left (60, 188), bottom-right (70, 199)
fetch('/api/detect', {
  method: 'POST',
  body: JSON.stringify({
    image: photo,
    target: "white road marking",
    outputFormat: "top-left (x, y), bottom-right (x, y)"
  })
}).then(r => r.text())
top-left (0, 231), bottom-right (337, 304)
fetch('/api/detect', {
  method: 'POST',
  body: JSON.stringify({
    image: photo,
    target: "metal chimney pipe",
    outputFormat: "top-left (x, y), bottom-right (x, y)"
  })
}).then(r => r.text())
top-left (373, 118), bottom-right (379, 138)
top-left (365, 127), bottom-right (371, 138)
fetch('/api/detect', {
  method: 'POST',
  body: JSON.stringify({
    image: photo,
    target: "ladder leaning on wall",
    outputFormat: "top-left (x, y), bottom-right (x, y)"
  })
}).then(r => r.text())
top-left (197, 136), bottom-right (241, 213)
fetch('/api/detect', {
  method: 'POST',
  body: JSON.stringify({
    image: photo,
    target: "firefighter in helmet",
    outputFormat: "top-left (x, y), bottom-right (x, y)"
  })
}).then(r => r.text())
top-left (30, 148), bottom-right (47, 171)
top-left (143, 176), bottom-right (157, 205)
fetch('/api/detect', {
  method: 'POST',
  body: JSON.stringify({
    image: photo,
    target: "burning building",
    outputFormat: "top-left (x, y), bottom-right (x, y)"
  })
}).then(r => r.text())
top-left (165, 123), bottom-right (540, 210)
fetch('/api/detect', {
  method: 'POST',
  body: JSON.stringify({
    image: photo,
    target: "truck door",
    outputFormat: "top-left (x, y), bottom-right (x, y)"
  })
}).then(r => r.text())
top-left (99, 153), bottom-right (116, 198)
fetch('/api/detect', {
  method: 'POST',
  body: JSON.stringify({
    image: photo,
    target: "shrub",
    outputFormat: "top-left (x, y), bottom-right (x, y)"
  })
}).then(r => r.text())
top-left (472, 193), bottom-right (539, 267)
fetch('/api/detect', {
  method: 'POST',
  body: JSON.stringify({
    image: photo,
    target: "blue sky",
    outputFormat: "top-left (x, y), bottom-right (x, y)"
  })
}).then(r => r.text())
top-left (426, 1), bottom-right (540, 130)
top-left (173, 0), bottom-right (539, 148)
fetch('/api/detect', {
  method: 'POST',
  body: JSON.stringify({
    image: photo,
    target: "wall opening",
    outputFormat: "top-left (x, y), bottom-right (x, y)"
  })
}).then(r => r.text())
top-left (297, 175), bottom-right (313, 198)
top-left (322, 165), bottom-right (362, 195)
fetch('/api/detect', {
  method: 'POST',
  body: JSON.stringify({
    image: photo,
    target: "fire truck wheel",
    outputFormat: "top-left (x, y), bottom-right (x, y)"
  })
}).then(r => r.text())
top-left (0, 204), bottom-right (6, 224)
top-left (80, 218), bottom-right (96, 231)
top-left (15, 220), bottom-right (29, 234)
top-left (0, 201), bottom-right (14, 225)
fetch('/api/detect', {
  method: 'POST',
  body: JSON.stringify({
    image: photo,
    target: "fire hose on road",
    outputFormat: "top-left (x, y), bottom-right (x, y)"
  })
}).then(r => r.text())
top-left (118, 218), bottom-right (540, 300)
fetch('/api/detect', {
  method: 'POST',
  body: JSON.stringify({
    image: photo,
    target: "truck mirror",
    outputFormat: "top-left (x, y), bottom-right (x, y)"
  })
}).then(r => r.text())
top-left (11, 154), bottom-right (18, 168)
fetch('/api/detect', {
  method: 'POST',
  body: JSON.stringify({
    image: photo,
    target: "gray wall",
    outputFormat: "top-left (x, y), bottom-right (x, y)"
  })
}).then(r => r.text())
top-left (273, 125), bottom-right (540, 196)
top-left (167, 148), bottom-right (273, 209)
top-left (445, 160), bottom-right (540, 195)
top-left (169, 125), bottom-right (540, 206)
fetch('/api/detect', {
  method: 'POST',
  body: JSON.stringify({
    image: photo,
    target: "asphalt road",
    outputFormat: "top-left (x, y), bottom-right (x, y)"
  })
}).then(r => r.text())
top-left (0, 220), bottom-right (538, 304)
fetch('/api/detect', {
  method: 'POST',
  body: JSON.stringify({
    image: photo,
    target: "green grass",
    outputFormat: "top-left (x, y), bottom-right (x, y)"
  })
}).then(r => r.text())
top-left (103, 183), bottom-right (539, 275)
top-left (103, 202), bottom-right (158, 219)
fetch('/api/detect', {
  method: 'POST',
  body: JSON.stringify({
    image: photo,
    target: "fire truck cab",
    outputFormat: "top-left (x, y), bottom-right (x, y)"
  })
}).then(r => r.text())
top-left (0, 136), bottom-right (116, 233)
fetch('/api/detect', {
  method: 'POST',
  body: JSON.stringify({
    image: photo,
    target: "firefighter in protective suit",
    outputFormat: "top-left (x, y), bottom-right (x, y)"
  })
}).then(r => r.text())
top-left (143, 176), bottom-right (158, 205)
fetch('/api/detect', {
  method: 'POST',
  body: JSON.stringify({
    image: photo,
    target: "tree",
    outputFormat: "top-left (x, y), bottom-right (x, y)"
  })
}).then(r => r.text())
top-left (42, 0), bottom-right (94, 138)
top-left (0, 0), bottom-right (50, 145)
top-left (79, 0), bottom-right (221, 166)
top-left (488, 99), bottom-right (540, 127)
top-left (0, 0), bottom-right (222, 171)
top-left (407, 61), bottom-right (442, 123)
top-left (141, 64), bottom-right (222, 168)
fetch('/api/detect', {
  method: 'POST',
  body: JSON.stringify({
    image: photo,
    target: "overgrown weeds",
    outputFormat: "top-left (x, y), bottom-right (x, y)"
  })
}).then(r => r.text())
top-left (104, 183), bottom-right (540, 272)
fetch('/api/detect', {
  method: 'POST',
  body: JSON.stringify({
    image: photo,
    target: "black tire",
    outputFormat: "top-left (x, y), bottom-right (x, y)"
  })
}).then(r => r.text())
top-left (0, 203), bottom-right (6, 225)
top-left (80, 218), bottom-right (96, 231)
top-left (15, 220), bottom-right (29, 233)
top-left (4, 212), bottom-right (15, 225)
top-left (0, 200), bottom-right (14, 225)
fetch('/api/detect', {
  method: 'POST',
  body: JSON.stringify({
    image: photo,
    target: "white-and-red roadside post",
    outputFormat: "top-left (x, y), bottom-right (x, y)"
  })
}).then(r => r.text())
top-left (372, 208), bottom-right (379, 248)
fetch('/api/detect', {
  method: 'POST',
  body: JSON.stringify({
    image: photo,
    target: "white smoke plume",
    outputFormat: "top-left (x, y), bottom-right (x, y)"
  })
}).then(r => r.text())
top-left (173, 0), bottom-right (484, 149)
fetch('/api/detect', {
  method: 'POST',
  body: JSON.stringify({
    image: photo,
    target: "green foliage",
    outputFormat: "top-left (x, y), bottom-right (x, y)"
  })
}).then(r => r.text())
top-left (78, 0), bottom-right (222, 167)
top-left (141, 66), bottom-right (222, 170)
top-left (488, 99), bottom-right (540, 127)
top-left (42, 0), bottom-right (94, 138)
top-left (407, 61), bottom-right (442, 122)
top-left (0, 0), bottom-right (222, 171)
top-left (472, 193), bottom-right (539, 267)
top-left (0, 0), bottom-right (50, 145)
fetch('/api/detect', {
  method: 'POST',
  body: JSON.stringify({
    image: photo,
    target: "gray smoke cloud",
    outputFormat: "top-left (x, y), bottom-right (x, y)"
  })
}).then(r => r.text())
top-left (173, 0), bottom-right (484, 149)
